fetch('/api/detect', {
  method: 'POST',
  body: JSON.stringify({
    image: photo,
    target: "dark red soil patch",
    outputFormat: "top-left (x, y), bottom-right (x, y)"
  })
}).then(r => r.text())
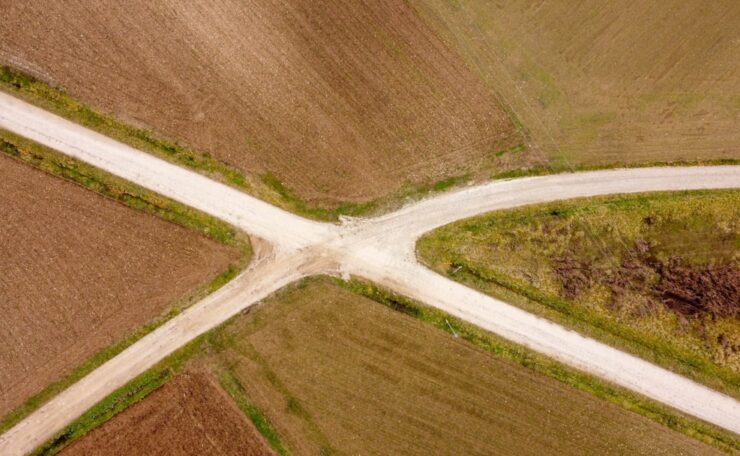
top-left (61, 372), bottom-right (273, 456)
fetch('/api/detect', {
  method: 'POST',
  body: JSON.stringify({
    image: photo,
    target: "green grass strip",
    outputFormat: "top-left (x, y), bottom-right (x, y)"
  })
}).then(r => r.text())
top-left (31, 369), bottom-right (173, 456)
top-left (332, 276), bottom-right (740, 453)
top-left (492, 158), bottom-right (740, 180)
top-left (217, 370), bottom-right (291, 456)
top-left (0, 65), bottom-right (247, 189)
top-left (0, 130), bottom-right (251, 433)
top-left (0, 129), bottom-right (250, 252)
top-left (29, 275), bottom-right (740, 454)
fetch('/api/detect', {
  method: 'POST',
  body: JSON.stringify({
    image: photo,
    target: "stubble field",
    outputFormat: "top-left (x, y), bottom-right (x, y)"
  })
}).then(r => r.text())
top-left (60, 372), bottom-right (273, 456)
top-left (410, 0), bottom-right (740, 169)
top-left (0, 153), bottom-right (241, 419)
top-left (197, 279), bottom-right (718, 455)
top-left (0, 0), bottom-right (523, 208)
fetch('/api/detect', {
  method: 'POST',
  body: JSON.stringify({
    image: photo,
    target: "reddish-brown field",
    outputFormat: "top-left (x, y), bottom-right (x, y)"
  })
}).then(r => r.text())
top-left (411, 0), bottom-right (740, 168)
top-left (0, 0), bottom-right (522, 207)
top-left (0, 155), bottom-right (240, 417)
top-left (60, 372), bottom-right (273, 456)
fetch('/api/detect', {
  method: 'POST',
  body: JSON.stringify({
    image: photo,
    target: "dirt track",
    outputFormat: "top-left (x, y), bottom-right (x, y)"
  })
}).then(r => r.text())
top-left (0, 91), bottom-right (739, 454)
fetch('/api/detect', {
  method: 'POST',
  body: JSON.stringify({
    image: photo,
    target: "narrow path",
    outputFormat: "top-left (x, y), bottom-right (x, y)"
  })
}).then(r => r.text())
top-left (0, 91), bottom-right (738, 455)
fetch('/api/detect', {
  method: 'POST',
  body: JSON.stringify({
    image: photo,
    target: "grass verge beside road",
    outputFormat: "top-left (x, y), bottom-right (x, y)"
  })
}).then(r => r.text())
top-left (0, 130), bottom-right (251, 434)
top-left (0, 65), bottom-right (503, 221)
top-left (0, 129), bottom-right (250, 253)
top-left (417, 190), bottom-right (740, 399)
top-left (31, 277), bottom-right (740, 454)
top-left (4, 64), bottom-right (735, 221)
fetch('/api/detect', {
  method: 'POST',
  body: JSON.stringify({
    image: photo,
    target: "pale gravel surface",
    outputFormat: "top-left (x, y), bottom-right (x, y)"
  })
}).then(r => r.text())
top-left (0, 91), bottom-right (739, 455)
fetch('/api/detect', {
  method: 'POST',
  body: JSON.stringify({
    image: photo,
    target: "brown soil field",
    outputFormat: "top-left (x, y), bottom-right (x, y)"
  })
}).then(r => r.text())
top-left (203, 279), bottom-right (719, 455)
top-left (61, 372), bottom-right (273, 456)
top-left (0, 154), bottom-right (240, 418)
top-left (0, 0), bottom-right (523, 207)
top-left (410, 0), bottom-right (740, 168)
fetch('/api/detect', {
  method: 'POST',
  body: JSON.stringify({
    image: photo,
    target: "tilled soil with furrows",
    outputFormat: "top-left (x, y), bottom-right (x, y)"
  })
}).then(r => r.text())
top-left (0, 0), bottom-right (524, 207)
top-left (0, 155), bottom-right (240, 418)
top-left (60, 372), bottom-right (273, 456)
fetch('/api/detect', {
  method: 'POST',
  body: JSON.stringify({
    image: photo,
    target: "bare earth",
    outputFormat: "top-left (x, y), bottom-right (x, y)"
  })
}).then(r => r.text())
top-left (410, 0), bottom-right (740, 166)
top-left (214, 280), bottom-right (719, 455)
top-left (0, 154), bottom-right (240, 417)
top-left (61, 372), bottom-right (273, 456)
top-left (0, 0), bottom-right (521, 206)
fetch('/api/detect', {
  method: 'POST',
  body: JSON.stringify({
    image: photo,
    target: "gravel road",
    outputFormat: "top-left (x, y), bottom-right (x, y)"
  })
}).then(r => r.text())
top-left (1, 91), bottom-right (738, 455)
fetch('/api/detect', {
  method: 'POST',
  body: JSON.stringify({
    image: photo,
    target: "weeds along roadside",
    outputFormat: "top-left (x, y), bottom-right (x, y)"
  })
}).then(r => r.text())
top-left (0, 65), bottom-right (506, 221)
top-left (0, 129), bottom-right (252, 435)
top-left (416, 191), bottom-right (740, 401)
top-left (30, 276), bottom-right (740, 455)
top-left (4, 65), bottom-right (736, 223)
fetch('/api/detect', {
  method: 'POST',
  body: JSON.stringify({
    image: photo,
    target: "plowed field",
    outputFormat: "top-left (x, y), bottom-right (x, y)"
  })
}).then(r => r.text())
top-left (0, 0), bottom-right (522, 207)
top-left (0, 155), bottom-right (240, 417)
top-left (411, 0), bottom-right (740, 167)
top-left (61, 372), bottom-right (273, 456)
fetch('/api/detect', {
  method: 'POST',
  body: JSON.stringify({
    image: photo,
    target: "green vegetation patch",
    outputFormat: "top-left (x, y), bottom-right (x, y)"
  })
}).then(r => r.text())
top-left (418, 190), bottom-right (740, 397)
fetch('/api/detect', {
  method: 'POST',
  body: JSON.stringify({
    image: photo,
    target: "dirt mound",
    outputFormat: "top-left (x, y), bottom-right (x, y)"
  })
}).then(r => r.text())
top-left (557, 238), bottom-right (739, 321)
top-left (553, 250), bottom-right (597, 299)
top-left (655, 259), bottom-right (739, 319)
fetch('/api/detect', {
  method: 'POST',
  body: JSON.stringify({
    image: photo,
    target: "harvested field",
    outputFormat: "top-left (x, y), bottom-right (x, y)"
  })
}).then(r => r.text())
top-left (199, 279), bottom-right (719, 455)
top-left (418, 190), bottom-right (740, 395)
top-left (0, 0), bottom-right (523, 208)
top-left (60, 372), bottom-right (272, 456)
top-left (410, 0), bottom-right (740, 168)
top-left (0, 154), bottom-right (241, 418)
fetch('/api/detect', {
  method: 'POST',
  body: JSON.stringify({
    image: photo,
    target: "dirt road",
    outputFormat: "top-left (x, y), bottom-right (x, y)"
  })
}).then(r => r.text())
top-left (0, 91), bottom-right (738, 454)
